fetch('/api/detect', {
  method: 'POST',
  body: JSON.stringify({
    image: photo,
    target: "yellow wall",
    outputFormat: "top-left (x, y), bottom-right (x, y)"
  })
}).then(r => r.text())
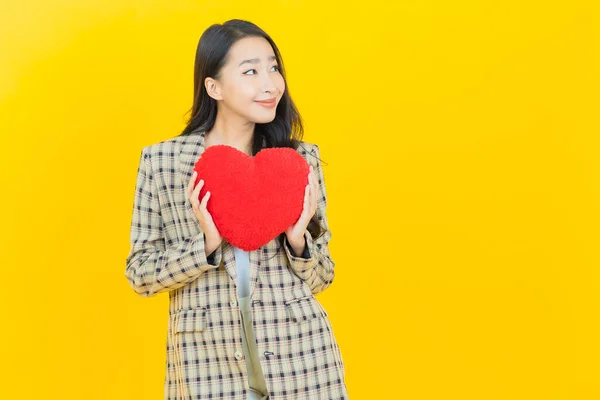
top-left (1, 1), bottom-right (599, 398)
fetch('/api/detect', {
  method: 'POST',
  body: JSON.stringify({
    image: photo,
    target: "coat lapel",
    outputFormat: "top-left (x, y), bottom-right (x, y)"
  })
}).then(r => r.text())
top-left (178, 129), bottom-right (267, 299)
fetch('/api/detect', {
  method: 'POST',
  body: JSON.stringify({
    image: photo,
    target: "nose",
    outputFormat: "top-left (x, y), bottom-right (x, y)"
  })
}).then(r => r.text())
top-left (261, 74), bottom-right (277, 94)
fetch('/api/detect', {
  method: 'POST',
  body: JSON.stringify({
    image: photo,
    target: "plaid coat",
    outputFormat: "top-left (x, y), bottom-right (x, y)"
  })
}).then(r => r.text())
top-left (125, 130), bottom-right (348, 399)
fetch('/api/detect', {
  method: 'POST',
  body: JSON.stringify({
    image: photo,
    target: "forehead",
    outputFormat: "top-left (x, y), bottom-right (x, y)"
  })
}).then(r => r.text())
top-left (228, 36), bottom-right (276, 64)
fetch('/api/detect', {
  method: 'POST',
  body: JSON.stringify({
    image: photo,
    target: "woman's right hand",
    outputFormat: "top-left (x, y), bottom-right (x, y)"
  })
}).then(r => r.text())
top-left (186, 171), bottom-right (223, 252)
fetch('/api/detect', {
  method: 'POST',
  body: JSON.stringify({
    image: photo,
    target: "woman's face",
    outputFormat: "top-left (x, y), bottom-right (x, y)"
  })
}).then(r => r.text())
top-left (207, 36), bottom-right (285, 124)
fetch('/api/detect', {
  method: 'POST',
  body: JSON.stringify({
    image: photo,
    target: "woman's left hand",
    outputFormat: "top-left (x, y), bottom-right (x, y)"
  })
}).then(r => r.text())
top-left (285, 165), bottom-right (318, 247)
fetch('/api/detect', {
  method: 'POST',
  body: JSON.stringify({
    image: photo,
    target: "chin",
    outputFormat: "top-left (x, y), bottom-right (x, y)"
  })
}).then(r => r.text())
top-left (250, 112), bottom-right (277, 124)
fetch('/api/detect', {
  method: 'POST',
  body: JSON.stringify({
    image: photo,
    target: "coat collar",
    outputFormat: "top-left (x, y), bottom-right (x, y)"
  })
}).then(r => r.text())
top-left (179, 129), bottom-right (267, 183)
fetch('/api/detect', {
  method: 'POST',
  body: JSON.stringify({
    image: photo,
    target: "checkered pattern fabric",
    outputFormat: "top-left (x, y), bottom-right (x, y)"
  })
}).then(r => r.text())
top-left (125, 130), bottom-right (348, 399)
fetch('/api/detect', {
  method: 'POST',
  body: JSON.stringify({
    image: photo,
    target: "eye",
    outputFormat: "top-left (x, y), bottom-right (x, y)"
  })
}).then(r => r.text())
top-left (243, 65), bottom-right (280, 75)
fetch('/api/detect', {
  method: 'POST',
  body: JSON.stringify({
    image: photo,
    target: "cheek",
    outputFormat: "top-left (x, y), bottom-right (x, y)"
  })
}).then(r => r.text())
top-left (223, 80), bottom-right (255, 106)
top-left (232, 80), bottom-right (256, 99)
top-left (276, 75), bottom-right (286, 94)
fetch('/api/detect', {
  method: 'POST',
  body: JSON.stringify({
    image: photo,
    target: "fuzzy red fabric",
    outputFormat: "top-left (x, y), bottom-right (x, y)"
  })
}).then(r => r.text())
top-left (192, 144), bottom-right (310, 251)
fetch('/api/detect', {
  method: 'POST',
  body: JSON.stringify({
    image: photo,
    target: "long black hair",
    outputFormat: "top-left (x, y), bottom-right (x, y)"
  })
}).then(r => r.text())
top-left (179, 19), bottom-right (326, 251)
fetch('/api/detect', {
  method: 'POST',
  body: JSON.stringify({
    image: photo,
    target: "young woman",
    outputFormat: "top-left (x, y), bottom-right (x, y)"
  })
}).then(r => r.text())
top-left (125, 19), bottom-right (348, 400)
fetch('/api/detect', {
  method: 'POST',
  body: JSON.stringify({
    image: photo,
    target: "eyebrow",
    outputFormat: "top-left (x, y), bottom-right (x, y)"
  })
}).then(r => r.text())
top-left (238, 55), bottom-right (277, 67)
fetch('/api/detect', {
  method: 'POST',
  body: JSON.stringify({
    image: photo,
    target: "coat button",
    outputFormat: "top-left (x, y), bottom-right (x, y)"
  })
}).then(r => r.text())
top-left (230, 300), bottom-right (238, 307)
top-left (234, 350), bottom-right (244, 361)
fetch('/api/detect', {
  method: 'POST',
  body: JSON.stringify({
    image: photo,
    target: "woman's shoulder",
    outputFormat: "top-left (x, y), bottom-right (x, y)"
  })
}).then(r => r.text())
top-left (293, 140), bottom-right (323, 169)
top-left (141, 133), bottom-right (200, 158)
top-left (294, 140), bottom-right (318, 157)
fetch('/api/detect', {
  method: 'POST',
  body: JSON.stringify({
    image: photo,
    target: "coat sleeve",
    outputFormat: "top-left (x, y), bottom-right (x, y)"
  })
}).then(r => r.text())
top-left (283, 144), bottom-right (335, 295)
top-left (125, 146), bottom-right (223, 297)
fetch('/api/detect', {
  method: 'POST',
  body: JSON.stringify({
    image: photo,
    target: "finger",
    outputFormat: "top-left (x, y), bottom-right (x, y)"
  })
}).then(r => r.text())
top-left (192, 179), bottom-right (204, 209)
top-left (310, 174), bottom-right (318, 212)
top-left (309, 187), bottom-right (317, 218)
top-left (307, 170), bottom-right (315, 201)
top-left (200, 190), bottom-right (211, 210)
top-left (302, 184), bottom-right (310, 218)
top-left (187, 171), bottom-right (197, 197)
top-left (310, 168), bottom-right (317, 190)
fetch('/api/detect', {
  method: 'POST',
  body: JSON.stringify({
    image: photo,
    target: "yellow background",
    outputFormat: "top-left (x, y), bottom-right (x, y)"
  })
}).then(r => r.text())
top-left (1, 1), bottom-right (599, 399)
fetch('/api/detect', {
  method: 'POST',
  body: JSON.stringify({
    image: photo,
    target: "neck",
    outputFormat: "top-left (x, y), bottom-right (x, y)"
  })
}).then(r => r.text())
top-left (206, 109), bottom-right (255, 155)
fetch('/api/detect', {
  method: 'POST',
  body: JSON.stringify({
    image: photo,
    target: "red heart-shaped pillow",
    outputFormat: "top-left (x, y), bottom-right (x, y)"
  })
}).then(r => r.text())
top-left (192, 145), bottom-right (310, 251)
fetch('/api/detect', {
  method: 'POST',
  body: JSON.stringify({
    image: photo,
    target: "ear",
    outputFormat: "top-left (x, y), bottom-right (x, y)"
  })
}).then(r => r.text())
top-left (205, 77), bottom-right (223, 101)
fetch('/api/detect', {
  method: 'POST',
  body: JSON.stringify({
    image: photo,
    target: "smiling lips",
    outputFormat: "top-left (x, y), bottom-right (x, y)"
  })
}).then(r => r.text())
top-left (255, 97), bottom-right (277, 108)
